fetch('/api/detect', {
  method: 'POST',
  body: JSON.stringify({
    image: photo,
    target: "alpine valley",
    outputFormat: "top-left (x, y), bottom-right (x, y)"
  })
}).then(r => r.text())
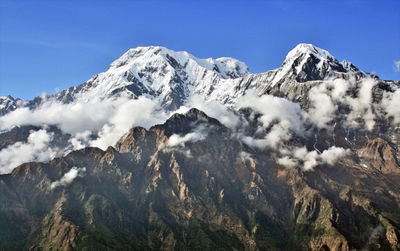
top-left (0, 44), bottom-right (399, 250)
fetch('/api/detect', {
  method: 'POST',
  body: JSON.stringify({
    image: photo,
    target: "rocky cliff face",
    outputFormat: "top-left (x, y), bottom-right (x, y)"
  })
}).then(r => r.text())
top-left (0, 109), bottom-right (399, 250)
top-left (0, 44), bottom-right (399, 250)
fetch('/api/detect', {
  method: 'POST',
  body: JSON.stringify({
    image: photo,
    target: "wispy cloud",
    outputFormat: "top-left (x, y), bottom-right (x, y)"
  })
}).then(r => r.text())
top-left (394, 60), bottom-right (400, 72)
top-left (50, 166), bottom-right (86, 190)
top-left (0, 38), bottom-right (114, 56)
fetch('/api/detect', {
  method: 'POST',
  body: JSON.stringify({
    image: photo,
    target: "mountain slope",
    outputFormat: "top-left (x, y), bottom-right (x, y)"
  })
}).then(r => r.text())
top-left (0, 43), bottom-right (375, 115)
top-left (0, 95), bottom-right (18, 116)
top-left (49, 44), bottom-right (376, 108)
top-left (0, 44), bottom-right (400, 250)
top-left (50, 46), bottom-right (249, 110)
top-left (0, 109), bottom-right (399, 250)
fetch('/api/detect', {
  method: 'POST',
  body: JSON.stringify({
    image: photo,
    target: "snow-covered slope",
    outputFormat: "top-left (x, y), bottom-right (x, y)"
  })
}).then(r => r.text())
top-left (0, 43), bottom-right (398, 177)
top-left (52, 46), bottom-right (249, 110)
top-left (191, 43), bottom-right (373, 105)
top-left (1, 43), bottom-right (374, 114)
top-left (0, 95), bottom-right (18, 116)
top-left (46, 43), bottom-right (373, 110)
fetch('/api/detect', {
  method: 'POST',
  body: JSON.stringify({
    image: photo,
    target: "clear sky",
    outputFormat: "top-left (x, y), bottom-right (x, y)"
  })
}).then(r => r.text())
top-left (0, 0), bottom-right (399, 99)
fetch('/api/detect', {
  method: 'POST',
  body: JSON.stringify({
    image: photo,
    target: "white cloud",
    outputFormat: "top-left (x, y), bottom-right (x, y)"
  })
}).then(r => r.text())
top-left (234, 85), bottom-right (354, 171)
top-left (238, 135), bottom-right (269, 150)
top-left (277, 156), bottom-right (297, 168)
top-left (0, 74), bottom-right (387, 175)
top-left (293, 147), bottom-right (320, 171)
top-left (175, 95), bottom-right (241, 130)
top-left (239, 151), bottom-right (254, 162)
top-left (0, 96), bottom-right (169, 151)
top-left (0, 95), bottom-right (172, 173)
top-left (163, 125), bottom-right (209, 157)
top-left (394, 60), bottom-right (400, 72)
top-left (90, 96), bottom-right (167, 150)
top-left (68, 130), bottom-right (92, 151)
top-left (0, 129), bottom-right (57, 174)
top-left (306, 77), bottom-right (377, 131)
top-left (320, 146), bottom-right (351, 165)
top-left (237, 90), bottom-right (304, 149)
top-left (0, 96), bottom-right (160, 134)
top-left (50, 167), bottom-right (86, 190)
top-left (345, 78), bottom-right (376, 130)
top-left (382, 88), bottom-right (400, 124)
top-left (0, 98), bottom-right (113, 134)
top-left (167, 131), bottom-right (206, 148)
top-left (307, 84), bottom-right (337, 128)
top-left (289, 146), bottom-right (351, 171)
top-left (159, 124), bottom-right (211, 158)
top-left (330, 78), bottom-right (352, 102)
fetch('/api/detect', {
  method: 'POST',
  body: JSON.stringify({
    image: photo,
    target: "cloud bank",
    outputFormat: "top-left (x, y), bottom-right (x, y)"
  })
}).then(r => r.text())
top-left (0, 76), bottom-right (398, 174)
top-left (305, 78), bottom-right (377, 130)
top-left (0, 96), bottom-right (169, 151)
top-left (278, 146), bottom-right (351, 171)
top-left (237, 90), bottom-right (304, 149)
top-left (0, 129), bottom-right (57, 174)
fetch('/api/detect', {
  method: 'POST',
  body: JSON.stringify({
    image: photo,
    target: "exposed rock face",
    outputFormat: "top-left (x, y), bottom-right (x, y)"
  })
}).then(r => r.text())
top-left (357, 137), bottom-right (400, 173)
top-left (0, 109), bottom-right (399, 250)
top-left (0, 44), bottom-right (400, 250)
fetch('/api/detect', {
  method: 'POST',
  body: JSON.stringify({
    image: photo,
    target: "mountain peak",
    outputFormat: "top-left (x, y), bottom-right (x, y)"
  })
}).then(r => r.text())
top-left (284, 43), bottom-right (334, 63)
top-left (11, 44), bottom-right (372, 117)
top-left (0, 95), bottom-right (17, 116)
top-left (274, 43), bottom-right (367, 83)
top-left (160, 108), bottom-right (223, 135)
top-left (109, 45), bottom-right (249, 79)
top-left (282, 43), bottom-right (338, 73)
top-left (0, 95), bottom-right (15, 101)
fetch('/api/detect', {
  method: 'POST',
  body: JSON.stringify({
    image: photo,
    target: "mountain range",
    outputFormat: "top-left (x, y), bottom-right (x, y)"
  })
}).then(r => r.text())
top-left (0, 43), bottom-right (399, 250)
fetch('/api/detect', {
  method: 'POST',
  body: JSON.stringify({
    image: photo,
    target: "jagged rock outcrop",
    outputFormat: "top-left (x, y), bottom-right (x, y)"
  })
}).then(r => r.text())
top-left (1, 44), bottom-right (400, 250)
top-left (0, 95), bottom-right (18, 116)
top-left (0, 109), bottom-right (399, 250)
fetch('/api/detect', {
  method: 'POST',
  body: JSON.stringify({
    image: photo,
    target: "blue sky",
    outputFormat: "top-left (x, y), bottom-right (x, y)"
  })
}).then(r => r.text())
top-left (0, 0), bottom-right (399, 99)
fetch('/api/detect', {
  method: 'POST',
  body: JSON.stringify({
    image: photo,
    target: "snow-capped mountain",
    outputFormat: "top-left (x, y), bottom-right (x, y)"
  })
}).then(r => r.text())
top-left (279, 43), bottom-right (367, 82)
top-left (2, 43), bottom-right (395, 157)
top-left (53, 43), bottom-right (372, 107)
top-left (1, 43), bottom-right (400, 250)
top-left (1, 42), bottom-right (398, 175)
top-left (219, 43), bottom-right (373, 104)
top-left (0, 95), bottom-right (18, 116)
top-left (51, 46), bottom-right (249, 110)
top-left (0, 43), bottom-right (375, 115)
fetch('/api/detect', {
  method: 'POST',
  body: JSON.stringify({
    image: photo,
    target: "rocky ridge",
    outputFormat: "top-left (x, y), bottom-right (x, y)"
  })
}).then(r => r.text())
top-left (0, 44), bottom-right (399, 250)
top-left (0, 109), bottom-right (399, 250)
top-left (0, 43), bottom-right (377, 114)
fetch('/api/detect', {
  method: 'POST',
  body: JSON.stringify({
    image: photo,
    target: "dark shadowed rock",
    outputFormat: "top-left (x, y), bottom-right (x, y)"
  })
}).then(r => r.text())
top-left (0, 109), bottom-right (399, 250)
